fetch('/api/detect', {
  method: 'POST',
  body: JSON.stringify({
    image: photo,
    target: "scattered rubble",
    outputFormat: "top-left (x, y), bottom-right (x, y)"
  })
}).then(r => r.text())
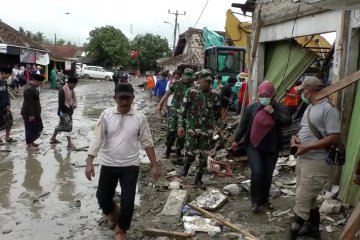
top-left (191, 188), bottom-right (227, 210)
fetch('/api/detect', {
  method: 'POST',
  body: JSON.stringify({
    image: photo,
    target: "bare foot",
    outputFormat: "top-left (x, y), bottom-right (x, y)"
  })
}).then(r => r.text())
top-left (114, 226), bottom-right (127, 240)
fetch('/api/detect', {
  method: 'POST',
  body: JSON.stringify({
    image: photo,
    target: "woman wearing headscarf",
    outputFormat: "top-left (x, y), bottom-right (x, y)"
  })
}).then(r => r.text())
top-left (232, 80), bottom-right (291, 213)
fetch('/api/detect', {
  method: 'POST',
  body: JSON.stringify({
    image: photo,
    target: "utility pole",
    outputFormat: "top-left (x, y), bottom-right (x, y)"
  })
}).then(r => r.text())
top-left (168, 9), bottom-right (186, 56)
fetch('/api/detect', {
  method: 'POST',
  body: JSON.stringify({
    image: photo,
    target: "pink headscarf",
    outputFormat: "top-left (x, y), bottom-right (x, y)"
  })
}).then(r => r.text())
top-left (258, 80), bottom-right (275, 97)
top-left (250, 81), bottom-right (276, 147)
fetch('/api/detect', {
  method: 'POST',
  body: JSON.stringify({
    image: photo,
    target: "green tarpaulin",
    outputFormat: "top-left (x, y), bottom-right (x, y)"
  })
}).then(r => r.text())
top-left (203, 27), bottom-right (225, 49)
top-left (264, 40), bottom-right (317, 101)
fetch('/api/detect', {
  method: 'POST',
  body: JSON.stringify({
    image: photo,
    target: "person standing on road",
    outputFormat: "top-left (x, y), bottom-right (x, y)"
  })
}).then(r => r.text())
top-left (50, 77), bottom-right (78, 149)
top-left (289, 76), bottom-right (340, 239)
top-left (85, 82), bottom-right (160, 240)
top-left (153, 71), bottom-right (168, 100)
top-left (21, 74), bottom-right (45, 151)
top-left (156, 68), bottom-right (194, 164)
top-left (0, 66), bottom-right (17, 144)
top-left (50, 66), bottom-right (58, 89)
top-left (232, 80), bottom-right (291, 213)
top-left (220, 75), bottom-right (237, 121)
top-left (237, 72), bottom-right (249, 115)
top-left (177, 69), bottom-right (222, 190)
top-left (214, 74), bottom-right (223, 94)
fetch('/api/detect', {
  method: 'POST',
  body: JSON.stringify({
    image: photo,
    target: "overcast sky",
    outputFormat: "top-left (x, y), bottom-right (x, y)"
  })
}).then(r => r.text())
top-left (0, 0), bottom-right (249, 47)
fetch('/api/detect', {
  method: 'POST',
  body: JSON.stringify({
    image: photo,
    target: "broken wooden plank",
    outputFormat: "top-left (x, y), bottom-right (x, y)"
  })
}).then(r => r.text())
top-left (188, 203), bottom-right (258, 239)
top-left (340, 202), bottom-right (360, 240)
top-left (143, 227), bottom-right (192, 239)
top-left (315, 70), bottom-right (360, 100)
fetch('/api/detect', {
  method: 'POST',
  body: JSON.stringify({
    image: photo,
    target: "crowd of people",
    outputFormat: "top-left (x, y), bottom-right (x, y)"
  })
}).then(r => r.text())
top-left (0, 65), bottom-right (78, 151)
top-left (1, 63), bottom-right (342, 240)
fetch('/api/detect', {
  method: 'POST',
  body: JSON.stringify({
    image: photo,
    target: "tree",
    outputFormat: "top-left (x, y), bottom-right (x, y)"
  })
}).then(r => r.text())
top-left (130, 33), bottom-right (171, 72)
top-left (56, 39), bottom-right (66, 45)
top-left (86, 25), bottom-right (130, 67)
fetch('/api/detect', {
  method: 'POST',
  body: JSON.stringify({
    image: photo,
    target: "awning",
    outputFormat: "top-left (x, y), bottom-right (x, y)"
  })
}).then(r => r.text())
top-left (264, 40), bottom-right (318, 101)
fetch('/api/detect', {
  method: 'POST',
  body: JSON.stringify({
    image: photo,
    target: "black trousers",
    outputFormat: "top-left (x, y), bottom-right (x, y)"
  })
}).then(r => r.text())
top-left (247, 145), bottom-right (278, 205)
top-left (96, 165), bottom-right (139, 231)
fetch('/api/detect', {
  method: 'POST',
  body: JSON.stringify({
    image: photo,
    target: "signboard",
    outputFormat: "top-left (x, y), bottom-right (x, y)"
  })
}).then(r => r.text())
top-left (65, 61), bottom-right (72, 70)
top-left (0, 44), bottom-right (7, 53)
top-left (20, 48), bottom-right (36, 63)
top-left (36, 52), bottom-right (49, 65)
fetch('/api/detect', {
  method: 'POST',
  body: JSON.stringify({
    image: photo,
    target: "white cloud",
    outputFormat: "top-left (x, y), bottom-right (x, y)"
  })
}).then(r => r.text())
top-left (0, 0), bottom-right (249, 46)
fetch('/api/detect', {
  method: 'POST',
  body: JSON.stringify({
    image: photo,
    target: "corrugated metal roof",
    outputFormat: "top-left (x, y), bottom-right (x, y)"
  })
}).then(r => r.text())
top-left (264, 40), bottom-right (317, 100)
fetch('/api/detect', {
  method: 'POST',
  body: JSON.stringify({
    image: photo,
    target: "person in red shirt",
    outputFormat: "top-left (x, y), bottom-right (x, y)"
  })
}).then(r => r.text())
top-left (283, 80), bottom-right (301, 116)
top-left (237, 72), bottom-right (249, 115)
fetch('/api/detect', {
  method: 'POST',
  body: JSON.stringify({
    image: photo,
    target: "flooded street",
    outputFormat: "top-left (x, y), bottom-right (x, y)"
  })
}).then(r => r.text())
top-left (0, 79), bottom-right (147, 240)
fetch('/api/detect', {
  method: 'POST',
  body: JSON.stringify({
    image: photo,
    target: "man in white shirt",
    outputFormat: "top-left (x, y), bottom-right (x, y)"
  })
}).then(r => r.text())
top-left (85, 82), bottom-right (160, 240)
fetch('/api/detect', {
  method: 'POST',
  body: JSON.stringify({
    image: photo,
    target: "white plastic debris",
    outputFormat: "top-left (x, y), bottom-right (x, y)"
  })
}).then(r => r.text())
top-left (169, 181), bottom-right (181, 190)
top-left (325, 225), bottom-right (333, 233)
top-left (183, 216), bottom-right (221, 233)
top-left (191, 188), bottom-right (227, 210)
top-left (319, 199), bottom-right (343, 214)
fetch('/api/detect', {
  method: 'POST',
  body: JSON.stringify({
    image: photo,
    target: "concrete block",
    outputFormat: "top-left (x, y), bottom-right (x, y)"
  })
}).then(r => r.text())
top-left (191, 188), bottom-right (227, 210)
top-left (158, 189), bottom-right (188, 224)
top-left (319, 199), bottom-right (343, 214)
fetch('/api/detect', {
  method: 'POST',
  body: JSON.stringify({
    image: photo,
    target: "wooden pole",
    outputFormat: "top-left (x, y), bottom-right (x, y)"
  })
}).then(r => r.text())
top-left (143, 228), bottom-right (193, 239)
top-left (188, 203), bottom-right (258, 239)
top-left (315, 70), bottom-right (360, 101)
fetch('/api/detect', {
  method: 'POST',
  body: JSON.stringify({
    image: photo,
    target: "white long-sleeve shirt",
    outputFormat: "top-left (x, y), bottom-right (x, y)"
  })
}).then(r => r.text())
top-left (87, 106), bottom-right (154, 167)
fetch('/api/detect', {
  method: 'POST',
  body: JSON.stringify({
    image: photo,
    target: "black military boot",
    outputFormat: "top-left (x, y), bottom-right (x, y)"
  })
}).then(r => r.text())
top-left (171, 150), bottom-right (184, 166)
top-left (194, 173), bottom-right (206, 190)
top-left (165, 147), bottom-right (171, 159)
top-left (297, 208), bottom-right (321, 239)
top-left (181, 164), bottom-right (191, 176)
top-left (289, 215), bottom-right (305, 240)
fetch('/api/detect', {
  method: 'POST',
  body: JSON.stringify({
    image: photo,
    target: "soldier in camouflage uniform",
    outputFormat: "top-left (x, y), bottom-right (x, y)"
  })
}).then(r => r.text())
top-left (156, 68), bottom-right (194, 164)
top-left (177, 69), bottom-right (222, 190)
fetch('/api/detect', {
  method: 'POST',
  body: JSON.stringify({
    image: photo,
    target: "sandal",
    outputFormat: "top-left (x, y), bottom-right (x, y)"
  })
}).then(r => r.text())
top-left (26, 146), bottom-right (39, 151)
top-left (5, 138), bottom-right (18, 143)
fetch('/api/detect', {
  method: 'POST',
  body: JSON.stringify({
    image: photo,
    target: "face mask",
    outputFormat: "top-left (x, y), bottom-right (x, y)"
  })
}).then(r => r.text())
top-left (301, 89), bottom-right (310, 104)
top-left (259, 97), bottom-right (271, 106)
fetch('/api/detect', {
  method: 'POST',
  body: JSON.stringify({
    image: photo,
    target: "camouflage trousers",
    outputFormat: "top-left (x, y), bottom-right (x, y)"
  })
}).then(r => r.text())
top-left (165, 112), bottom-right (185, 151)
top-left (184, 131), bottom-right (212, 174)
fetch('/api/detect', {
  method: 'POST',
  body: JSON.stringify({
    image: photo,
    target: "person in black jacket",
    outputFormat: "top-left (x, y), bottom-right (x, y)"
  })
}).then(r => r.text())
top-left (0, 66), bottom-right (17, 144)
top-left (21, 74), bottom-right (45, 151)
top-left (50, 77), bottom-right (78, 149)
top-left (232, 80), bottom-right (291, 213)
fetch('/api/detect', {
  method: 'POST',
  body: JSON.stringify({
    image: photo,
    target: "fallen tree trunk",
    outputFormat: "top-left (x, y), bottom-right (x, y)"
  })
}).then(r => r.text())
top-left (188, 203), bottom-right (258, 239)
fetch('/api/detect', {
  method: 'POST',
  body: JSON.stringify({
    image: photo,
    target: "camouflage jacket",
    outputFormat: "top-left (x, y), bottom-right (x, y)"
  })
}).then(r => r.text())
top-left (178, 85), bottom-right (222, 132)
top-left (169, 79), bottom-right (193, 112)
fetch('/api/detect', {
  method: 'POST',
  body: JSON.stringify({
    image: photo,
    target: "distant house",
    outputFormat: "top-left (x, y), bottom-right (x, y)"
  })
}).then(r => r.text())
top-left (158, 27), bottom-right (226, 73)
top-left (0, 19), bottom-right (49, 72)
top-left (43, 44), bottom-right (85, 77)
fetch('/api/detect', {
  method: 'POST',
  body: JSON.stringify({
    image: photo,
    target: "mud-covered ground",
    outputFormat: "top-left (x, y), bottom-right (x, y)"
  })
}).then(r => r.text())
top-left (0, 78), bottom-right (346, 240)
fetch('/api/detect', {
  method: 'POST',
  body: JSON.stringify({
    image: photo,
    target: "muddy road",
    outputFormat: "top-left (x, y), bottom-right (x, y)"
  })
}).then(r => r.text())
top-left (0, 79), bottom-right (345, 240)
top-left (0, 78), bottom-right (156, 240)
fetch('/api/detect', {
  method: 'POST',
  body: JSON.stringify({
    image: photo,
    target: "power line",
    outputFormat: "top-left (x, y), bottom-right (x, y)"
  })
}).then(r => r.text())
top-left (194, 0), bottom-right (209, 28)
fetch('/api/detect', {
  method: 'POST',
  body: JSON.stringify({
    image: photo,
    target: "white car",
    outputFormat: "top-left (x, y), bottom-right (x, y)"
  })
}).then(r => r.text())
top-left (80, 66), bottom-right (113, 80)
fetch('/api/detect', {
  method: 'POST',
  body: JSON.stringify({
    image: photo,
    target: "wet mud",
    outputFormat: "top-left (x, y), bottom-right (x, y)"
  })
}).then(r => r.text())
top-left (0, 79), bottom-right (344, 240)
